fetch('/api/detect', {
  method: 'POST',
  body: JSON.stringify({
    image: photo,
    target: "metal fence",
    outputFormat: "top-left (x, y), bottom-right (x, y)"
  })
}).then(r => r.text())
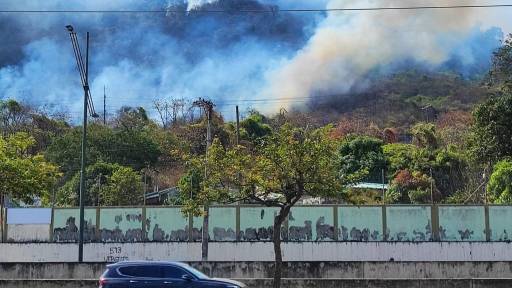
top-left (1, 205), bottom-right (511, 243)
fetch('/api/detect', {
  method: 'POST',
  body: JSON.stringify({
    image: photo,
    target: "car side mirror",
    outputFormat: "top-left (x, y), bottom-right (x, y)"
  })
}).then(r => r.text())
top-left (181, 274), bottom-right (193, 281)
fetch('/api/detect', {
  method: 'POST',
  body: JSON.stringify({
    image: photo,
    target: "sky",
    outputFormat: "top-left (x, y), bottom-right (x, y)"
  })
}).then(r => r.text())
top-left (0, 0), bottom-right (511, 121)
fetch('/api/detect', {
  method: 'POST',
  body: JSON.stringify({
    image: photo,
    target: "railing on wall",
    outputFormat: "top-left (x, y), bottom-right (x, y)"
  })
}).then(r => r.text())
top-left (1, 205), bottom-right (511, 243)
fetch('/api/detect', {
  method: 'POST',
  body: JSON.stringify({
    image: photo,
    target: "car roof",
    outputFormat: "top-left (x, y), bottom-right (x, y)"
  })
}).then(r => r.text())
top-left (107, 261), bottom-right (190, 268)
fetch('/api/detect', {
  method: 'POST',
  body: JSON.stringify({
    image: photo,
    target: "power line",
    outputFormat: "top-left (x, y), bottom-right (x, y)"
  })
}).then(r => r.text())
top-left (1, 4), bottom-right (512, 13)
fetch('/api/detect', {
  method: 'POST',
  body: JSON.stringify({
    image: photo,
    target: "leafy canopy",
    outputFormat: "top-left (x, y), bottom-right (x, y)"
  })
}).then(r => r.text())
top-left (180, 124), bottom-right (345, 215)
top-left (0, 132), bottom-right (61, 204)
top-left (46, 123), bottom-right (161, 179)
top-left (487, 160), bottom-right (512, 204)
top-left (56, 162), bottom-right (143, 206)
top-left (338, 136), bottom-right (386, 183)
top-left (470, 94), bottom-right (512, 164)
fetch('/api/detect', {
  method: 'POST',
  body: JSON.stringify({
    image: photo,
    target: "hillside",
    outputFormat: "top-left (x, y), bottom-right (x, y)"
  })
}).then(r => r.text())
top-left (305, 70), bottom-right (488, 130)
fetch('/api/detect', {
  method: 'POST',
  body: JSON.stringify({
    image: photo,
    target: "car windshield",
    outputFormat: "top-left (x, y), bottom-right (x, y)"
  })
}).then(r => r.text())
top-left (184, 265), bottom-right (209, 280)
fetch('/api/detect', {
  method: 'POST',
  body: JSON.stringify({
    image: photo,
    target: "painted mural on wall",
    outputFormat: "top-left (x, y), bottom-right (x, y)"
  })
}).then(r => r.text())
top-left (489, 206), bottom-right (512, 241)
top-left (9, 205), bottom-right (512, 243)
top-left (288, 207), bottom-right (335, 241)
top-left (338, 206), bottom-right (382, 241)
top-left (386, 206), bottom-right (432, 241)
top-left (239, 207), bottom-right (277, 241)
top-left (99, 208), bottom-right (144, 242)
top-left (52, 209), bottom-right (97, 242)
top-left (146, 208), bottom-right (189, 241)
top-left (208, 207), bottom-right (237, 241)
top-left (439, 206), bottom-right (486, 241)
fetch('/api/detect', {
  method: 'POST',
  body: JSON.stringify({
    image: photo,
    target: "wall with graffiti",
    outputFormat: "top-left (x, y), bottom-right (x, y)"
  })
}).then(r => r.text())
top-left (1, 205), bottom-right (510, 243)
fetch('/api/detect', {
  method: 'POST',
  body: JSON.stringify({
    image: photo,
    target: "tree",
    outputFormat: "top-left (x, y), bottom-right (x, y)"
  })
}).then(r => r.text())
top-left (432, 147), bottom-right (468, 199)
top-left (411, 122), bottom-right (438, 149)
top-left (46, 123), bottom-right (161, 179)
top-left (0, 132), bottom-right (60, 207)
top-left (383, 143), bottom-right (421, 175)
top-left (182, 124), bottom-right (345, 288)
top-left (470, 94), bottom-right (512, 164)
top-left (338, 136), bottom-right (386, 183)
top-left (487, 160), bottom-right (512, 204)
top-left (435, 110), bottom-right (473, 148)
top-left (114, 106), bottom-right (151, 132)
top-left (0, 100), bottom-right (31, 136)
top-left (383, 142), bottom-right (468, 202)
top-left (488, 34), bottom-right (512, 92)
top-left (0, 99), bottom-right (70, 153)
top-left (56, 162), bottom-right (143, 206)
top-left (388, 169), bottom-right (436, 204)
top-left (239, 110), bottom-right (272, 143)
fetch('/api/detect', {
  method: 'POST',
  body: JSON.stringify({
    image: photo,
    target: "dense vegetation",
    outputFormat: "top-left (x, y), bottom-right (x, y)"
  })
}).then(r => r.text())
top-left (1, 35), bottom-right (511, 209)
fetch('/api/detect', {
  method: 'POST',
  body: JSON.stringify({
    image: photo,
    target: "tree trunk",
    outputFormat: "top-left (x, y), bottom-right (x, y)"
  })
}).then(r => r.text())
top-left (273, 206), bottom-right (290, 288)
top-left (201, 205), bottom-right (209, 261)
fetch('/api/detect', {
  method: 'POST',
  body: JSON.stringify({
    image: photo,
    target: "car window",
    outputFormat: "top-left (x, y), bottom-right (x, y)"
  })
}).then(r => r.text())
top-left (118, 265), bottom-right (161, 278)
top-left (161, 265), bottom-right (189, 279)
top-left (183, 265), bottom-right (209, 280)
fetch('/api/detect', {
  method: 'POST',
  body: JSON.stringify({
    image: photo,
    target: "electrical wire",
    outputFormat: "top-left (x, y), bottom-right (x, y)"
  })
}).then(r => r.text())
top-left (1, 4), bottom-right (512, 13)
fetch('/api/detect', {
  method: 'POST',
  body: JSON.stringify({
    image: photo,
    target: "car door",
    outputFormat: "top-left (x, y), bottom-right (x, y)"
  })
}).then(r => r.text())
top-left (118, 265), bottom-right (162, 288)
top-left (158, 265), bottom-right (194, 288)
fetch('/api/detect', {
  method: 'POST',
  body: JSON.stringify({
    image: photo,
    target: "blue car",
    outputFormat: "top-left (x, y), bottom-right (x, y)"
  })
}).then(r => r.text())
top-left (99, 261), bottom-right (246, 288)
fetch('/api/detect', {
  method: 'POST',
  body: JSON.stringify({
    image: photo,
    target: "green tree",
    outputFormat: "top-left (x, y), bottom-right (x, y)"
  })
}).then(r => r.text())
top-left (114, 106), bottom-right (151, 132)
top-left (0, 132), bottom-right (60, 207)
top-left (487, 160), bottom-right (512, 203)
top-left (338, 136), bottom-right (386, 183)
top-left (239, 111), bottom-right (272, 143)
top-left (488, 34), bottom-right (512, 92)
top-left (384, 143), bottom-right (467, 202)
top-left (383, 143), bottom-right (421, 174)
top-left (56, 162), bottom-right (143, 206)
top-left (46, 123), bottom-right (161, 179)
top-left (470, 94), bottom-right (512, 164)
top-left (181, 125), bottom-right (345, 288)
top-left (388, 170), bottom-right (435, 204)
top-left (411, 122), bottom-right (438, 149)
top-left (432, 147), bottom-right (468, 199)
top-left (0, 99), bottom-right (31, 136)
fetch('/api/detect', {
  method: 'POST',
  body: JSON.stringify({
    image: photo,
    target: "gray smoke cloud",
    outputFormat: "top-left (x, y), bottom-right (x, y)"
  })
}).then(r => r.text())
top-left (0, 0), bottom-right (507, 120)
top-left (261, 0), bottom-right (505, 111)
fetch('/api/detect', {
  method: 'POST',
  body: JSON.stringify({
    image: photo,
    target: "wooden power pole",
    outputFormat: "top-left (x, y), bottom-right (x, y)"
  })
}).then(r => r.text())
top-left (192, 98), bottom-right (215, 261)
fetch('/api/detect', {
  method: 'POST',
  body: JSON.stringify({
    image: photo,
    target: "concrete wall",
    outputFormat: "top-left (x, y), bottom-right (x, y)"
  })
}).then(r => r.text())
top-left (6, 208), bottom-right (51, 242)
top-left (2, 242), bottom-right (512, 263)
top-left (1, 279), bottom-right (511, 288)
top-left (6, 225), bottom-right (50, 242)
top-left (4, 262), bottom-right (512, 280)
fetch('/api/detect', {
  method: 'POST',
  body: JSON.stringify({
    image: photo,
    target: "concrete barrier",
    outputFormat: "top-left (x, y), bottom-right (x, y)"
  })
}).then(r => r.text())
top-left (2, 242), bottom-right (512, 262)
top-left (3, 262), bottom-right (512, 280)
top-left (0, 279), bottom-right (511, 288)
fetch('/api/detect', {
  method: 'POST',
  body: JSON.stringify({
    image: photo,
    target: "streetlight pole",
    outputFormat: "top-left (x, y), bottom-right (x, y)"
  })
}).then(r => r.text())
top-left (78, 31), bottom-right (89, 263)
top-left (66, 25), bottom-right (98, 263)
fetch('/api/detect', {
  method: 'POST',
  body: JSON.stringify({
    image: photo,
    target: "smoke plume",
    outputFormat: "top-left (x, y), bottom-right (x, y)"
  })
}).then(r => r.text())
top-left (0, 0), bottom-right (506, 119)
top-left (262, 0), bottom-right (504, 110)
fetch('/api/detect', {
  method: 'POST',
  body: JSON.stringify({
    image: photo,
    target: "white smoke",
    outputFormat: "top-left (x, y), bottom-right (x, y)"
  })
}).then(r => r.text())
top-left (262, 0), bottom-right (492, 110)
top-left (185, 0), bottom-right (218, 10)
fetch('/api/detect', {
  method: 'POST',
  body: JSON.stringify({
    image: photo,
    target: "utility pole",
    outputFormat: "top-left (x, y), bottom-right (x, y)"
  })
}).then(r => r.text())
top-left (236, 105), bottom-right (240, 146)
top-left (97, 174), bottom-right (102, 206)
top-left (103, 86), bottom-right (106, 125)
top-left (66, 25), bottom-right (99, 263)
top-left (192, 98), bottom-right (215, 261)
top-left (381, 168), bottom-right (386, 204)
top-left (430, 167), bottom-right (434, 204)
top-left (144, 166), bottom-right (148, 206)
